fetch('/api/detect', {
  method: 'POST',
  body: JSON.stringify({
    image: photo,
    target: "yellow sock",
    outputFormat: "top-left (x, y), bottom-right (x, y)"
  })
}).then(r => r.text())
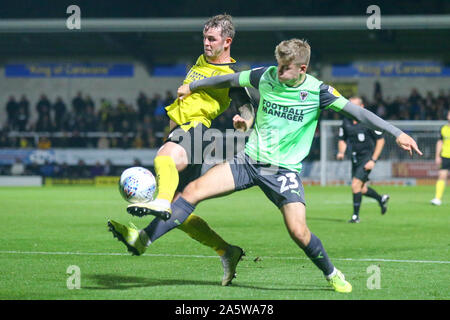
top-left (154, 155), bottom-right (179, 202)
top-left (435, 179), bottom-right (446, 200)
top-left (178, 214), bottom-right (229, 256)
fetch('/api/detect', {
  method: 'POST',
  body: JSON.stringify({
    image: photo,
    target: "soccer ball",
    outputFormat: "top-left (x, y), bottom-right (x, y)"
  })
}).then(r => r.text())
top-left (119, 167), bottom-right (157, 203)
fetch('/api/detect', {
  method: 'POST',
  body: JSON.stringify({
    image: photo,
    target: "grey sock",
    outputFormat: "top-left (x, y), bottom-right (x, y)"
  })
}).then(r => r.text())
top-left (303, 233), bottom-right (335, 276)
top-left (143, 197), bottom-right (196, 243)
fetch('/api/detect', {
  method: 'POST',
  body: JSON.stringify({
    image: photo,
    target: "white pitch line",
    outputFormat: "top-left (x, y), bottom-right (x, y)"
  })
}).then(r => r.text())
top-left (0, 250), bottom-right (448, 264)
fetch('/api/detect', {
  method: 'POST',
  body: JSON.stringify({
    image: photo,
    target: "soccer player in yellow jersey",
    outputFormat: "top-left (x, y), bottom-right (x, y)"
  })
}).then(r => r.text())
top-left (108, 14), bottom-right (256, 285)
top-left (431, 109), bottom-right (450, 206)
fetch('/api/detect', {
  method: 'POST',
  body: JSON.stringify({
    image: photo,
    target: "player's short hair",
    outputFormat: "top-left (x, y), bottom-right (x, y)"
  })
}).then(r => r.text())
top-left (204, 14), bottom-right (235, 39)
top-left (275, 39), bottom-right (311, 66)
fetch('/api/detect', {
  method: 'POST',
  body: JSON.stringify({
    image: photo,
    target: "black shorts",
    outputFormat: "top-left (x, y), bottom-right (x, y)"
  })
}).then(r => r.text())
top-left (441, 156), bottom-right (450, 170)
top-left (352, 157), bottom-right (372, 183)
top-left (229, 151), bottom-right (306, 208)
top-left (166, 123), bottom-right (213, 192)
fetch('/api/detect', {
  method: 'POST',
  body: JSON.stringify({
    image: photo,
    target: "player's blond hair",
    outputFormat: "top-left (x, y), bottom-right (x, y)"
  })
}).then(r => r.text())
top-left (204, 14), bottom-right (235, 39)
top-left (275, 39), bottom-right (311, 66)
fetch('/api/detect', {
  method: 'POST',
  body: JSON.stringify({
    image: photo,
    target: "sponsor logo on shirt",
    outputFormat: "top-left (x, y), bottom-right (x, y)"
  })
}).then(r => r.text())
top-left (261, 98), bottom-right (305, 122)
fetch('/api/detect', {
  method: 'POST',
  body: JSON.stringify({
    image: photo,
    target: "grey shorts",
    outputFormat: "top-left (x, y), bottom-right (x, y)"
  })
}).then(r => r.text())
top-left (229, 151), bottom-right (306, 208)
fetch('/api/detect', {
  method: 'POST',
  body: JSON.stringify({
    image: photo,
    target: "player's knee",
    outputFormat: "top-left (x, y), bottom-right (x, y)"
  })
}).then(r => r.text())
top-left (352, 181), bottom-right (362, 192)
top-left (157, 144), bottom-right (187, 169)
top-left (288, 225), bottom-right (310, 246)
top-left (438, 170), bottom-right (448, 180)
top-left (182, 179), bottom-right (203, 205)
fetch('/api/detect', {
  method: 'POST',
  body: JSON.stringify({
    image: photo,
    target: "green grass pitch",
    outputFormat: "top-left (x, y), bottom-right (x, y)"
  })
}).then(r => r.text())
top-left (0, 185), bottom-right (448, 300)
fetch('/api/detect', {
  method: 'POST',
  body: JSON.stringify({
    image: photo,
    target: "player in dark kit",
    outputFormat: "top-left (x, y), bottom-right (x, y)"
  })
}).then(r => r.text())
top-left (337, 97), bottom-right (389, 223)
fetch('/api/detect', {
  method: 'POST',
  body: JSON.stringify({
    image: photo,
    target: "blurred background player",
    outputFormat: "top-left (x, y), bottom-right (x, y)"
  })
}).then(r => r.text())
top-left (337, 97), bottom-right (390, 223)
top-left (431, 109), bottom-right (450, 206)
top-left (108, 14), bottom-right (256, 286)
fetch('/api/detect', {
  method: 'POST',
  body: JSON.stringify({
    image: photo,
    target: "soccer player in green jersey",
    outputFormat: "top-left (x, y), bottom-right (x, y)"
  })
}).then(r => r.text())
top-left (125, 39), bottom-right (422, 292)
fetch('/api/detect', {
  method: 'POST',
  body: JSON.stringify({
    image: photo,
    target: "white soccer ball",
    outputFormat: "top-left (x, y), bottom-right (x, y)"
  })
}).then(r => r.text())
top-left (119, 167), bottom-right (157, 203)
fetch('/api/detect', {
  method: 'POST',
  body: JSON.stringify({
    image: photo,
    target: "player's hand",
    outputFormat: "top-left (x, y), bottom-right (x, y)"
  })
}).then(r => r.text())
top-left (364, 160), bottom-right (375, 171)
top-left (336, 153), bottom-right (344, 160)
top-left (233, 114), bottom-right (248, 132)
top-left (395, 133), bottom-right (423, 156)
top-left (177, 84), bottom-right (191, 100)
top-left (435, 156), bottom-right (442, 166)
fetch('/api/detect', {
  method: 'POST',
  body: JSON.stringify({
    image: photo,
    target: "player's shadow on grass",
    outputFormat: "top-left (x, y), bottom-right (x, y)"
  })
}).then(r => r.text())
top-left (85, 274), bottom-right (329, 292)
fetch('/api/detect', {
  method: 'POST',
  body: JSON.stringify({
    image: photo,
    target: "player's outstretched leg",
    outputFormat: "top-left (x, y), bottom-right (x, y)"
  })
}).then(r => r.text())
top-left (177, 214), bottom-right (245, 286)
top-left (281, 202), bottom-right (352, 293)
top-left (362, 184), bottom-right (390, 215)
top-left (107, 220), bottom-right (149, 256)
top-left (220, 245), bottom-right (245, 286)
top-left (127, 143), bottom-right (188, 220)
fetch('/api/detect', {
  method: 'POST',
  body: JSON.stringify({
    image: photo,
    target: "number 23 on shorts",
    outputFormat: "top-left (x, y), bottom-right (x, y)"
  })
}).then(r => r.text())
top-left (277, 173), bottom-right (299, 193)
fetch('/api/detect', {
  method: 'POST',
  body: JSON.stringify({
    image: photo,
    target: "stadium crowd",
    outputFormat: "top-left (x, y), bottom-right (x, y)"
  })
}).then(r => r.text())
top-left (1, 86), bottom-right (449, 151)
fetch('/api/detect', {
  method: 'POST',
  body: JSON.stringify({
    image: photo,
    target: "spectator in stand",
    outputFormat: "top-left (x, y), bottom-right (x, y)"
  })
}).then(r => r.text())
top-left (90, 161), bottom-right (104, 177)
top-left (141, 115), bottom-right (153, 132)
top-left (18, 95), bottom-right (30, 119)
top-left (72, 91), bottom-right (86, 114)
top-left (137, 91), bottom-right (149, 118)
top-left (0, 130), bottom-right (9, 147)
top-left (37, 137), bottom-right (52, 149)
top-left (35, 114), bottom-right (55, 132)
top-left (103, 159), bottom-right (113, 176)
top-left (118, 132), bottom-right (132, 149)
top-left (132, 127), bottom-right (145, 149)
top-left (145, 128), bottom-right (158, 148)
top-left (53, 97), bottom-right (67, 130)
top-left (57, 162), bottom-right (70, 178)
top-left (39, 160), bottom-right (55, 177)
top-left (85, 95), bottom-right (95, 111)
top-left (36, 94), bottom-right (52, 122)
top-left (133, 158), bottom-right (142, 167)
top-left (149, 93), bottom-right (159, 115)
top-left (164, 91), bottom-right (175, 106)
top-left (84, 105), bottom-right (98, 132)
top-left (10, 157), bottom-right (25, 175)
top-left (74, 159), bottom-right (90, 178)
top-left (15, 107), bottom-right (29, 131)
top-left (153, 94), bottom-right (169, 133)
top-left (98, 98), bottom-right (113, 131)
top-left (97, 136), bottom-right (110, 149)
top-left (26, 161), bottom-right (40, 175)
top-left (6, 96), bottom-right (18, 128)
top-left (19, 137), bottom-right (30, 148)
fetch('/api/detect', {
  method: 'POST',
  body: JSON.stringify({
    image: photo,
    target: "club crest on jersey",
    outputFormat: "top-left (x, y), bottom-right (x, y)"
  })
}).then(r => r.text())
top-left (358, 133), bottom-right (366, 142)
top-left (300, 91), bottom-right (309, 101)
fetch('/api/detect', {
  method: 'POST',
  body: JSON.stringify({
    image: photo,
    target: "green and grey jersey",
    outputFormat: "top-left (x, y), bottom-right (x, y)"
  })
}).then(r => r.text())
top-left (238, 66), bottom-right (348, 172)
top-left (189, 65), bottom-right (403, 173)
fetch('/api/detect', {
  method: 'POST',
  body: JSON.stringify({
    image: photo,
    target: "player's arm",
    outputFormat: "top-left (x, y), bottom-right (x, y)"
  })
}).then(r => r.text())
top-left (341, 103), bottom-right (422, 156)
top-left (364, 135), bottom-right (385, 170)
top-left (336, 127), bottom-right (347, 160)
top-left (177, 67), bottom-right (267, 100)
top-left (435, 134), bottom-right (443, 165)
top-left (371, 136), bottom-right (385, 162)
top-left (319, 84), bottom-right (422, 156)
